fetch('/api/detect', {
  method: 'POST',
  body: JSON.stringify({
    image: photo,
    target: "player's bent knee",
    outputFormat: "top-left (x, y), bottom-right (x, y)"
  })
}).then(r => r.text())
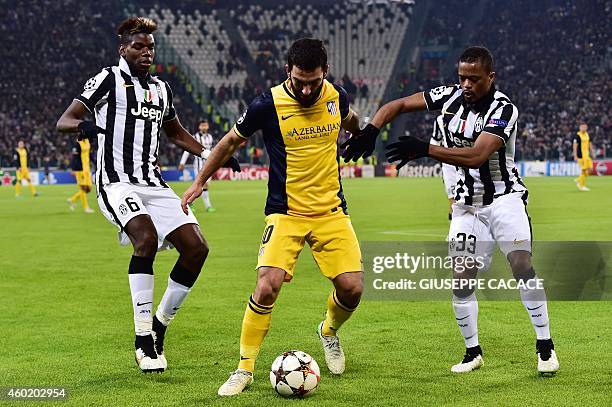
top-left (254, 267), bottom-right (285, 305)
top-left (453, 287), bottom-right (475, 299)
top-left (253, 284), bottom-right (280, 306)
top-left (508, 251), bottom-right (533, 280)
top-left (190, 240), bottom-right (209, 262)
top-left (512, 266), bottom-right (536, 282)
top-left (133, 232), bottom-right (158, 257)
top-left (333, 273), bottom-right (363, 308)
top-left (337, 283), bottom-right (363, 306)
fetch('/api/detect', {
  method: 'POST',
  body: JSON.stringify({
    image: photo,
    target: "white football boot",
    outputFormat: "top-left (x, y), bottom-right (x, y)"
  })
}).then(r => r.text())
top-left (451, 346), bottom-right (483, 373)
top-left (317, 321), bottom-right (345, 375)
top-left (134, 334), bottom-right (165, 373)
top-left (152, 316), bottom-right (168, 370)
top-left (218, 369), bottom-right (253, 396)
top-left (67, 199), bottom-right (75, 211)
top-left (537, 339), bottom-right (559, 375)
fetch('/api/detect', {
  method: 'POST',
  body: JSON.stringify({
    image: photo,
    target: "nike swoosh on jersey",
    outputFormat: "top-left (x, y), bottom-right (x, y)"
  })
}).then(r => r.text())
top-left (513, 238), bottom-right (528, 244)
top-left (282, 112), bottom-right (319, 120)
top-left (122, 83), bottom-right (134, 88)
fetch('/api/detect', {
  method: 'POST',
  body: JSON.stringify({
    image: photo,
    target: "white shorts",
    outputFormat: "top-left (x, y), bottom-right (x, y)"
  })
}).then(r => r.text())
top-left (448, 192), bottom-right (532, 264)
top-left (97, 182), bottom-right (198, 250)
top-left (441, 163), bottom-right (458, 199)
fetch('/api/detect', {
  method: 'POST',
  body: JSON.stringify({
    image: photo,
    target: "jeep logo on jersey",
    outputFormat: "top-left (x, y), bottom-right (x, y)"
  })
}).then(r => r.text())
top-left (475, 116), bottom-right (484, 132)
top-left (130, 102), bottom-right (163, 123)
top-left (450, 135), bottom-right (475, 148)
top-left (327, 101), bottom-right (337, 116)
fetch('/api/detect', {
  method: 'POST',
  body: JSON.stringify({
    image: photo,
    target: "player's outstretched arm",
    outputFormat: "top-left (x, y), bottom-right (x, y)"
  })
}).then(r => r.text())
top-left (341, 108), bottom-right (360, 135)
top-left (57, 100), bottom-right (89, 133)
top-left (428, 132), bottom-right (503, 168)
top-left (386, 132), bottom-right (503, 170)
top-left (342, 92), bottom-right (427, 162)
top-left (370, 92), bottom-right (428, 129)
top-left (165, 117), bottom-right (241, 173)
top-left (181, 129), bottom-right (243, 214)
top-left (57, 100), bottom-right (104, 140)
top-left (163, 116), bottom-right (205, 156)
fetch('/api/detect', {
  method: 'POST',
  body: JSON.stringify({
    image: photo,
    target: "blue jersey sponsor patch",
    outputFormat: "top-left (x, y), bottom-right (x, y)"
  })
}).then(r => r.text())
top-left (488, 118), bottom-right (508, 127)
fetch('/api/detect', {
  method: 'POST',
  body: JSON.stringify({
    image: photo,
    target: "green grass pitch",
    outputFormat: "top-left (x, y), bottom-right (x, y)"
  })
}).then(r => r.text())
top-left (1, 176), bottom-right (611, 406)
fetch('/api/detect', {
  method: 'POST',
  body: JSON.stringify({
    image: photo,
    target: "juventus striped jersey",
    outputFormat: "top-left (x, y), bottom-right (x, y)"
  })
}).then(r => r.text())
top-left (179, 132), bottom-right (214, 173)
top-left (74, 57), bottom-right (176, 188)
top-left (429, 114), bottom-right (449, 147)
top-left (423, 84), bottom-right (526, 206)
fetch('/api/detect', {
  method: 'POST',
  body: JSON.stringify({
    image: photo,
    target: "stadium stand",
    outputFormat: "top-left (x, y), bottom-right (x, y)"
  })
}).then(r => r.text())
top-left (0, 0), bottom-right (609, 170)
top-left (0, 0), bottom-right (120, 168)
top-left (471, 0), bottom-right (611, 161)
top-left (145, 6), bottom-right (249, 117)
top-left (0, 0), bottom-right (210, 168)
top-left (402, 0), bottom-right (611, 161)
top-left (230, 1), bottom-right (414, 116)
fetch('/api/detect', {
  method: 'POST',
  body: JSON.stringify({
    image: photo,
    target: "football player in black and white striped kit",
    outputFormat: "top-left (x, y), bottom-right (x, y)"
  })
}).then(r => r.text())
top-left (57, 17), bottom-right (240, 373)
top-left (179, 119), bottom-right (217, 212)
top-left (343, 46), bottom-right (558, 375)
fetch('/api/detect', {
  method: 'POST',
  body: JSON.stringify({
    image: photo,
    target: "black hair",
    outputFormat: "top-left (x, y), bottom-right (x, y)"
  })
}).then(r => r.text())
top-left (199, 119), bottom-right (208, 124)
top-left (287, 38), bottom-right (328, 71)
top-left (459, 46), bottom-right (494, 73)
top-left (117, 17), bottom-right (157, 45)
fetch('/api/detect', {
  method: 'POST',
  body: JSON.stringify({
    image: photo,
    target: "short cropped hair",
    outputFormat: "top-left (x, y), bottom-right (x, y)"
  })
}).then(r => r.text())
top-left (459, 46), bottom-right (494, 73)
top-left (117, 17), bottom-right (157, 45)
top-left (287, 38), bottom-right (328, 71)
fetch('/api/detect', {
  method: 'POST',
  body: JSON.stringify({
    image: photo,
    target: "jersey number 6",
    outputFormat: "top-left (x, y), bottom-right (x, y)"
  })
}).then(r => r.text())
top-left (125, 197), bottom-right (141, 213)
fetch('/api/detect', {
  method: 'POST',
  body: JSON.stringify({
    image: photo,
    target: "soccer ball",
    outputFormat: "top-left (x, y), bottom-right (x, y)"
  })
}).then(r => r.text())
top-left (270, 350), bottom-right (320, 397)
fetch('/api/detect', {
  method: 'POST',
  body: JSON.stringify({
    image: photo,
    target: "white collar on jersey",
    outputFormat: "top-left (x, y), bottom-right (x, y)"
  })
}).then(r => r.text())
top-left (118, 57), bottom-right (152, 80)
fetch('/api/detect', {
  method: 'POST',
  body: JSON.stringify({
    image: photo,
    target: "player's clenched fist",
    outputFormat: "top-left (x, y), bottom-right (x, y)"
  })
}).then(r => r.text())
top-left (385, 136), bottom-right (430, 170)
top-left (77, 121), bottom-right (105, 140)
top-left (341, 123), bottom-right (380, 162)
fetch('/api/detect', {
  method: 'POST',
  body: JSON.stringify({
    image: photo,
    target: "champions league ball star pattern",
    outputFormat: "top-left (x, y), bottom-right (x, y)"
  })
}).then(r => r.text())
top-left (270, 351), bottom-right (320, 397)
